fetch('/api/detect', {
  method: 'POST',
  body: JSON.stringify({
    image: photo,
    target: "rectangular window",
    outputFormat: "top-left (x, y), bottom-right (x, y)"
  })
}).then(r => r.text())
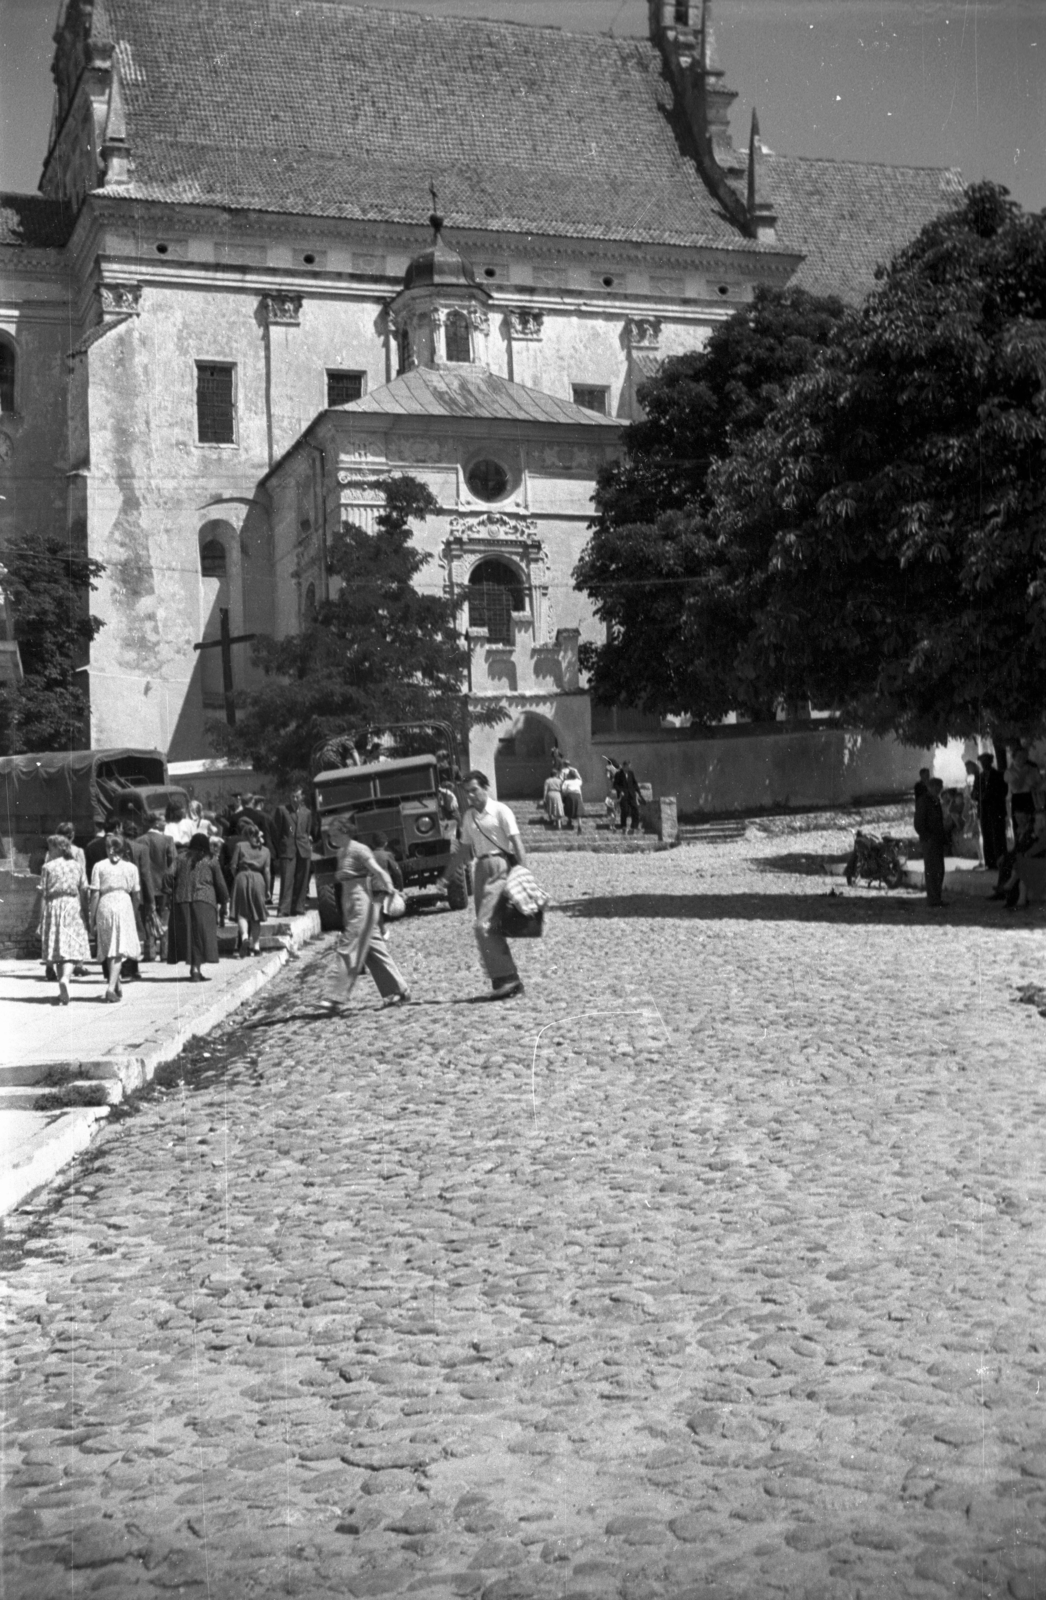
top-left (572, 385), bottom-right (609, 415)
top-left (326, 369), bottom-right (365, 407)
top-left (196, 362), bottom-right (236, 444)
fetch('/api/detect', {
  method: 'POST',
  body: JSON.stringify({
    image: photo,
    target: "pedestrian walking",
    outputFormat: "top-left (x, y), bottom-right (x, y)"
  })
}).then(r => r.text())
top-left (618, 760), bottom-right (643, 835)
top-left (560, 763), bottom-right (584, 832)
top-left (228, 820), bottom-right (271, 956)
top-left (324, 815), bottom-right (411, 1008)
top-left (143, 811), bottom-right (176, 959)
top-left (275, 786), bottom-right (314, 915)
top-left (543, 767), bottom-right (565, 830)
top-left (89, 833), bottom-right (142, 1001)
top-left (445, 770), bottom-right (528, 1001)
top-left (914, 776), bottom-right (947, 907)
top-left (165, 832), bottom-right (228, 982)
top-left (38, 835), bottom-right (91, 1005)
top-left (119, 820), bottom-right (155, 976)
top-left (978, 752), bottom-right (1009, 869)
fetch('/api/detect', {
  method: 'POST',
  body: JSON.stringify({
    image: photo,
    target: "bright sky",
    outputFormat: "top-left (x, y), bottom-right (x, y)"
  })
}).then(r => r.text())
top-left (1, 0), bottom-right (1043, 212)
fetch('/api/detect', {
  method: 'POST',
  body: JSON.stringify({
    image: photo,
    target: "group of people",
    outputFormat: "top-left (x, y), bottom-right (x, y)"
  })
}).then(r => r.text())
top-left (37, 786), bottom-right (320, 1002)
top-left (540, 752), bottom-right (644, 835)
top-left (913, 745), bottom-right (1046, 909)
top-left (324, 769), bottom-right (530, 1011)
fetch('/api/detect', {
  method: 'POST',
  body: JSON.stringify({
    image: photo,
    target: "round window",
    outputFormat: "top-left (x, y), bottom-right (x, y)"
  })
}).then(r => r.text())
top-left (466, 458), bottom-right (510, 502)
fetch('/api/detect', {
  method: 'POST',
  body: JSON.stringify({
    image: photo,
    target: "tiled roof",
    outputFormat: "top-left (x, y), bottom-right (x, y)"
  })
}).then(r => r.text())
top-left (0, 194), bottom-right (74, 249)
top-left (74, 2), bottom-right (959, 291)
top-left (335, 366), bottom-right (623, 427)
top-left (91, 0), bottom-right (759, 249)
top-left (765, 154), bottom-right (965, 302)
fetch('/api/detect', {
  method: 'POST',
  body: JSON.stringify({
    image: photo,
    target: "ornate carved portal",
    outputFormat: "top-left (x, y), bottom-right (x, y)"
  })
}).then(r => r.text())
top-left (441, 512), bottom-right (553, 643)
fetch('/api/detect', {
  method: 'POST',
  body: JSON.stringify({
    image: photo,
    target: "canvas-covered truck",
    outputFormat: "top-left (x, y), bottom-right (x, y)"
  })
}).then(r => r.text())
top-left (0, 748), bottom-right (188, 868)
top-left (311, 722), bottom-right (469, 930)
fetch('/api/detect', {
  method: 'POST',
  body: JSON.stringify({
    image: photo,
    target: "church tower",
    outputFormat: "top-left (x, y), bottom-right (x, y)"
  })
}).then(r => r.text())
top-left (386, 214), bottom-right (493, 375)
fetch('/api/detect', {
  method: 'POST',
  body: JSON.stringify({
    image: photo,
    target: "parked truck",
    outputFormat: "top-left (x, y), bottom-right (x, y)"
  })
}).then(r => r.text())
top-left (0, 748), bottom-right (188, 869)
top-left (311, 722), bottom-right (469, 930)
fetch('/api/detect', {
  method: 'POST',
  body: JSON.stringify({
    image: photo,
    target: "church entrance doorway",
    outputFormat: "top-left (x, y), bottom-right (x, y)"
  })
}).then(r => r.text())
top-left (494, 711), bottom-right (557, 799)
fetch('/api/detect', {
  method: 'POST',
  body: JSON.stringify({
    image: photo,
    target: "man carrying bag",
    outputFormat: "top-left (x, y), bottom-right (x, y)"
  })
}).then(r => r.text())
top-left (444, 770), bottom-right (533, 1001)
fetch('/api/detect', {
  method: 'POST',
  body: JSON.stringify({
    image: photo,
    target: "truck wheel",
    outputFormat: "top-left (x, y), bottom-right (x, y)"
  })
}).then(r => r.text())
top-left (446, 863), bottom-right (470, 911)
top-left (316, 881), bottom-right (342, 932)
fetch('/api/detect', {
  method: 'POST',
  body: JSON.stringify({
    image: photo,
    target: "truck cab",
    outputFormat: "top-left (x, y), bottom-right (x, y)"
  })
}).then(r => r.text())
top-left (312, 748), bottom-right (469, 930)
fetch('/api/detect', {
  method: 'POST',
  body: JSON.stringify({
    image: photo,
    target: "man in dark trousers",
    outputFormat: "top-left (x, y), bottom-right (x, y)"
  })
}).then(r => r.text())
top-left (120, 820), bottom-right (155, 973)
top-left (144, 811), bottom-right (176, 959)
top-left (275, 786), bottom-right (314, 916)
top-left (915, 776), bottom-right (948, 907)
top-left (978, 751), bottom-right (1009, 870)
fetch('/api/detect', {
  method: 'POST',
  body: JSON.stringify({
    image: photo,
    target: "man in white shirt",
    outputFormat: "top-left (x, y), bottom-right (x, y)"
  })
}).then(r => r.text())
top-left (445, 769), bottom-right (527, 1000)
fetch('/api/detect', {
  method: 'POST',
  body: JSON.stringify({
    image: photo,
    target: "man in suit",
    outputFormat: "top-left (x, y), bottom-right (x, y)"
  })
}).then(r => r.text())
top-left (120, 819), bottom-right (155, 973)
top-left (275, 786), bottom-right (314, 915)
top-left (915, 776), bottom-right (948, 907)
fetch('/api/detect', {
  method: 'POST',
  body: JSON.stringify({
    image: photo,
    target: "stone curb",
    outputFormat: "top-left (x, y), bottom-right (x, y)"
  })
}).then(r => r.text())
top-left (0, 910), bottom-right (323, 1218)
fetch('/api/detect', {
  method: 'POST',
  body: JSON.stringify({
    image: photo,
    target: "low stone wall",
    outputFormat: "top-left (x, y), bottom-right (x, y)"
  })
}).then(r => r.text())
top-left (0, 872), bottom-right (42, 959)
top-left (591, 726), bottom-right (931, 819)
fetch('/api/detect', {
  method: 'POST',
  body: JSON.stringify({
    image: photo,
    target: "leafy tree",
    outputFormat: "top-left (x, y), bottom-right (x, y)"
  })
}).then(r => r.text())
top-left (706, 181), bottom-right (1046, 744)
top-left (0, 535), bottom-right (105, 753)
top-left (573, 285), bottom-right (846, 716)
top-left (216, 475), bottom-right (500, 782)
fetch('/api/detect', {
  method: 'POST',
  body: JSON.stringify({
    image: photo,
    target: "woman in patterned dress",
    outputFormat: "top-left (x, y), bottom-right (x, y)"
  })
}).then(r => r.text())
top-left (39, 836), bottom-right (91, 1005)
top-left (89, 833), bottom-right (141, 1002)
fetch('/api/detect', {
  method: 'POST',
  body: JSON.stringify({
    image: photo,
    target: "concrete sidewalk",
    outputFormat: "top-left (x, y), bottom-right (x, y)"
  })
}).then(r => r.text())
top-left (0, 908), bottom-right (322, 1217)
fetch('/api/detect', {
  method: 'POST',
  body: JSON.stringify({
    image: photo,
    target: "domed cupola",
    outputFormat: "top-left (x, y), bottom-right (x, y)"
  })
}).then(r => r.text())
top-left (388, 212), bottom-right (492, 373)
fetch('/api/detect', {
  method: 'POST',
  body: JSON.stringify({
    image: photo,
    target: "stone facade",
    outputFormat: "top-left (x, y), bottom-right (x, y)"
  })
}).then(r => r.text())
top-left (0, 0), bottom-right (961, 782)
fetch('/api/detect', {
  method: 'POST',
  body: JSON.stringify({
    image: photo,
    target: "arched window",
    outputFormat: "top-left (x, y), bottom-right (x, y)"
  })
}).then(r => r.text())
top-left (397, 327), bottom-right (412, 375)
top-left (304, 581), bottom-right (317, 624)
top-left (445, 310), bottom-right (471, 363)
top-left (0, 341), bottom-right (15, 414)
top-left (200, 537), bottom-right (227, 577)
top-left (468, 559), bottom-right (525, 646)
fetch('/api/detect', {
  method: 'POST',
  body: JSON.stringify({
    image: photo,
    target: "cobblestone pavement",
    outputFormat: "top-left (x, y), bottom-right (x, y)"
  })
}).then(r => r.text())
top-left (3, 827), bottom-right (1046, 1600)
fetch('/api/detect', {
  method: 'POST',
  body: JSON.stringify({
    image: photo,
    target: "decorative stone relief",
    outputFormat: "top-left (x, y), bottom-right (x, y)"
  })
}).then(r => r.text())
top-left (624, 315), bottom-right (662, 349)
top-left (390, 436), bottom-right (452, 465)
top-left (261, 292), bottom-right (303, 326)
top-left (466, 304), bottom-right (491, 335)
top-left (98, 281), bottom-right (141, 317)
top-left (507, 309), bottom-right (544, 340)
top-left (441, 513), bottom-right (553, 641)
top-left (527, 443), bottom-right (605, 474)
top-left (338, 470), bottom-right (388, 536)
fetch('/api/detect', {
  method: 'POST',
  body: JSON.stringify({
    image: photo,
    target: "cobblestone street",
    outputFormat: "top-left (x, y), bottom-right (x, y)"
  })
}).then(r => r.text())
top-left (3, 827), bottom-right (1046, 1600)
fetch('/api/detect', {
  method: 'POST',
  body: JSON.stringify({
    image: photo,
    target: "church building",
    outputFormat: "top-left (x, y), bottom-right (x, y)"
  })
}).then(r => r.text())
top-left (0, 0), bottom-right (961, 791)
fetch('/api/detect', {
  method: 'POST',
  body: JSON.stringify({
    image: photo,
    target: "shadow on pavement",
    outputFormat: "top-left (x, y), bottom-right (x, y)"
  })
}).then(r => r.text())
top-left (751, 852), bottom-right (848, 876)
top-left (555, 892), bottom-right (1029, 928)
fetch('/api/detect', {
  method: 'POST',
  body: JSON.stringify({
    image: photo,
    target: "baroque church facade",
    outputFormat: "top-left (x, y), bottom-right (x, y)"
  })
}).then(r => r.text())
top-left (0, 0), bottom-right (961, 791)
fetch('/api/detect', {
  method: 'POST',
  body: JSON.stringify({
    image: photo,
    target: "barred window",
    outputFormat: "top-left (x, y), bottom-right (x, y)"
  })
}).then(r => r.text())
top-left (445, 311), bottom-right (471, 363)
top-left (326, 369), bottom-right (365, 407)
top-left (468, 558), bottom-right (525, 646)
top-left (196, 362), bottom-right (236, 443)
top-left (572, 385), bottom-right (608, 415)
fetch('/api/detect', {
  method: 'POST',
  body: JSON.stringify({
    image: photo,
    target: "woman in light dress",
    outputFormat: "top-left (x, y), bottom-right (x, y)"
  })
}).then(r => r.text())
top-left (89, 832), bottom-right (141, 1002)
top-left (543, 767), bottom-right (565, 831)
top-left (39, 835), bottom-right (91, 1005)
top-left (326, 815), bottom-right (411, 1009)
top-left (164, 803), bottom-right (194, 850)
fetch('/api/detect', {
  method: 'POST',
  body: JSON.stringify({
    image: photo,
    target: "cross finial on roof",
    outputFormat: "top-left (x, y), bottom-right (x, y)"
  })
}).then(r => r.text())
top-left (428, 180), bottom-right (443, 238)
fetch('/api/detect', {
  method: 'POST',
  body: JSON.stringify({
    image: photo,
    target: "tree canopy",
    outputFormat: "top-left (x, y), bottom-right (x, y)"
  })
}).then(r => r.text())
top-left (576, 183), bottom-right (1046, 744)
top-left (0, 536), bottom-right (105, 754)
top-left (573, 284), bottom-right (846, 717)
top-left (216, 476), bottom-right (498, 782)
top-left (707, 181), bottom-right (1046, 745)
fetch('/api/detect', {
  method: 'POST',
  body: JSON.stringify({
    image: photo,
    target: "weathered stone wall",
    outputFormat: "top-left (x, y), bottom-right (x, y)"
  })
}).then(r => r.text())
top-left (0, 252), bottom-right (73, 559)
